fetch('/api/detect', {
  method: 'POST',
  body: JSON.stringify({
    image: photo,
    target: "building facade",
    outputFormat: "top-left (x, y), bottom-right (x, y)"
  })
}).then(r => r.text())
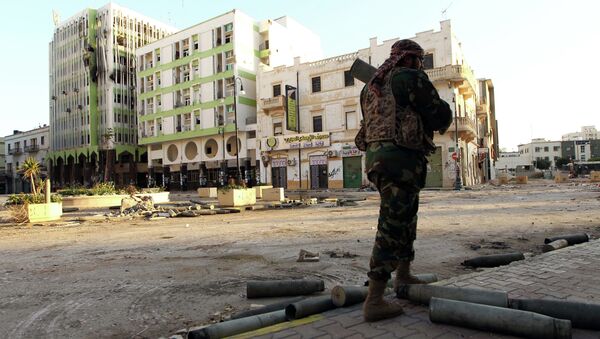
top-left (495, 152), bottom-right (530, 174)
top-left (48, 3), bottom-right (176, 188)
top-left (518, 138), bottom-right (562, 168)
top-left (562, 126), bottom-right (598, 141)
top-left (256, 20), bottom-right (499, 189)
top-left (4, 126), bottom-right (50, 193)
top-left (136, 10), bottom-right (322, 189)
top-left (561, 139), bottom-right (600, 162)
top-left (0, 137), bottom-right (5, 193)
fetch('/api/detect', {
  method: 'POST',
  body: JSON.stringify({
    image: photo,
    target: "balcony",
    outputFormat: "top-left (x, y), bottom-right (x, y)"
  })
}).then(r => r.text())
top-left (9, 148), bottom-right (22, 155)
top-left (448, 116), bottom-right (478, 142)
top-left (425, 64), bottom-right (476, 95)
top-left (25, 145), bottom-right (40, 153)
top-left (261, 95), bottom-right (285, 113)
top-left (476, 103), bottom-right (489, 117)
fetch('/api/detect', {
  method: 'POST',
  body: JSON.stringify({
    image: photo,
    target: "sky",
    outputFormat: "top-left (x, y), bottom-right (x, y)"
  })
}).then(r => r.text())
top-left (1, 0), bottom-right (599, 151)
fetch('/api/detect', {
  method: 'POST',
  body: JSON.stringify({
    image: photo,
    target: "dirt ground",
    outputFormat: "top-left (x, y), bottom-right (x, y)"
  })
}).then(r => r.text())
top-left (1, 180), bottom-right (600, 338)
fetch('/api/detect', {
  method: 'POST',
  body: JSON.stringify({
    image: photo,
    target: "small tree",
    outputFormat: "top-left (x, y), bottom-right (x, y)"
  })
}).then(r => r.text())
top-left (21, 157), bottom-right (41, 195)
top-left (535, 158), bottom-right (551, 170)
top-left (555, 157), bottom-right (571, 169)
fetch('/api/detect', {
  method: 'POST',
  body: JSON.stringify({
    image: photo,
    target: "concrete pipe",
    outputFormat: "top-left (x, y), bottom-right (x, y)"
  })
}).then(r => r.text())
top-left (331, 286), bottom-right (368, 307)
top-left (430, 297), bottom-right (571, 339)
top-left (397, 284), bottom-right (508, 307)
top-left (231, 296), bottom-right (305, 320)
top-left (246, 279), bottom-right (324, 299)
top-left (363, 273), bottom-right (439, 287)
top-left (462, 252), bottom-right (525, 268)
top-left (544, 233), bottom-right (590, 245)
top-left (188, 310), bottom-right (287, 339)
top-left (511, 298), bottom-right (600, 330)
top-left (285, 295), bottom-right (336, 320)
top-left (350, 58), bottom-right (376, 83)
top-left (542, 239), bottom-right (569, 253)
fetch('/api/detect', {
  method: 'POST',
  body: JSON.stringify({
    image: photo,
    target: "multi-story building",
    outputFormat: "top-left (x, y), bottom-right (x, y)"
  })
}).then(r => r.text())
top-left (48, 3), bottom-right (175, 188)
top-left (562, 126), bottom-right (598, 141)
top-left (256, 20), bottom-right (499, 189)
top-left (495, 152), bottom-right (530, 174)
top-left (4, 126), bottom-right (50, 193)
top-left (561, 139), bottom-right (600, 162)
top-left (518, 138), bottom-right (562, 168)
top-left (0, 137), bottom-right (5, 193)
top-left (136, 10), bottom-right (322, 189)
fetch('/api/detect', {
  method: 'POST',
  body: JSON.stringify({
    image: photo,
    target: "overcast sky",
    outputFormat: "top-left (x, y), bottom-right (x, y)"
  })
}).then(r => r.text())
top-left (1, 0), bottom-right (598, 150)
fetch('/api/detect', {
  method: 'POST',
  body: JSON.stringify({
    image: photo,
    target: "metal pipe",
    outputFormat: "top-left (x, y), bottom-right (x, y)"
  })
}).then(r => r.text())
top-left (462, 252), bottom-right (525, 268)
top-left (230, 296), bottom-right (305, 320)
top-left (363, 273), bottom-right (439, 287)
top-left (187, 310), bottom-right (287, 339)
top-left (511, 298), bottom-right (600, 330)
top-left (246, 279), bottom-right (324, 299)
top-left (397, 284), bottom-right (508, 307)
top-left (331, 286), bottom-right (368, 307)
top-left (542, 239), bottom-right (569, 253)
top-left (285, 295), bottom-right (336, 320)
top-left (350, 58), bottom-right (376, 83)
top-left (430, 297), bottom-right (571, 339)
top-left (544, 233), bottom-right (589, 246)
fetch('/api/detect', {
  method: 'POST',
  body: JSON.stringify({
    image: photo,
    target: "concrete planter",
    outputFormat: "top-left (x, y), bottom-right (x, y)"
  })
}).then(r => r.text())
top-left (27, 202), bottom-right (63, 223)
top-left (516, 176), bottom-right (528, 184)
top-left (62, 195), bottom-right (124, 209)
top-left (591, 171), bottom-right (600, 182)
top-left (218, 188), bottom-right (256, 207)
top-left (61, 192), bottom-right (170, 209)
top-left (262, 188), bottom-right (285, 202)
top-left (197, 187), bottom-right (218, 198)
top-left (254, 185), bottom-right (273, 199)
top-left (555, 171), bottom-right (569, 183)
top-left (136, 191), bottom-right (170, 204)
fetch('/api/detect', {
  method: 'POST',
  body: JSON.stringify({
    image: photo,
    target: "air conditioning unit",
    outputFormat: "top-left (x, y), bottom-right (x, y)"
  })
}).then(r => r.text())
top-left (261, 153), bottom-right (271, 165)
top-left (287, 159), bottom-right (296, 166)
top-left (327, 150), bottom-right (338, 158)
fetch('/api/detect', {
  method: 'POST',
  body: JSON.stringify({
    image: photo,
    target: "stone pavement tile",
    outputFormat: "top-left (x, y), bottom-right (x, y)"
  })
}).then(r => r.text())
top-left (327, 312), bottom-right (364, 328)
top-left (572, 329), bottom-right (600, 339)
top-left (313, 335), bottom-right (333, 339)
top-left (317, 323), bottom-right (359, 337)
top-left (344, 334), bottom-right (365, 339)
top-left (347, 323), bottom-right (388, 338)
top-left (283, 324), bottom-right (327, 338)
top-left (311, 318), bottom-right (337, 329)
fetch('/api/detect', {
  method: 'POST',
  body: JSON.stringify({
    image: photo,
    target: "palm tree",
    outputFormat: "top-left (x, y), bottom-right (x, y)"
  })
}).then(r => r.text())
top-left (21, 157), bottom-right (41, 195)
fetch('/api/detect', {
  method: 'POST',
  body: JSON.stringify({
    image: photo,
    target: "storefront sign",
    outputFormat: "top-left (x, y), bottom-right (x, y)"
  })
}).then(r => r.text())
top-left (262, 132), bottom-right (330, 151)
top-left (309, 155), bottom-right (328, 166)
top-left (341, 146), bottom-right (361, 157)
top-left (286, 85), bottom-right (298, 132)
top-left (271, 158), bottom-right (288, 168)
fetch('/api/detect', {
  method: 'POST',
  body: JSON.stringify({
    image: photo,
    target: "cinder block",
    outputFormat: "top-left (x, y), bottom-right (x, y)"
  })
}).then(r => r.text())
top-left (197, 187), bottom-right (217, 198)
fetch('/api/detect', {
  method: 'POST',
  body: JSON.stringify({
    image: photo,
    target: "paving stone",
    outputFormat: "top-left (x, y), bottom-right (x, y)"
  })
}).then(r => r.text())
top-left (347, 323), bottom-right (388, 338)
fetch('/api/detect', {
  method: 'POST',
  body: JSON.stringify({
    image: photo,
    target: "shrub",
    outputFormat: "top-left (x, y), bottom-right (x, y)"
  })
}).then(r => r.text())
top-left (6, 193), bottom-right (61, 205)
top-left (90, 182), bottom-right (117, 195)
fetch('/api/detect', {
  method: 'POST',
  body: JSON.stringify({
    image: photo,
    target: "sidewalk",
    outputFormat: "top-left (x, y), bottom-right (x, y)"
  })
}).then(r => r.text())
top-left (235, 239), bottom-right (600, 338)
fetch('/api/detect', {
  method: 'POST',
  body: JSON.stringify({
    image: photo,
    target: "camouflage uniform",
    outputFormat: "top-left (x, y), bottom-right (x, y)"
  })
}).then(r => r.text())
top-left (364, 67), bottom-right (452, 281)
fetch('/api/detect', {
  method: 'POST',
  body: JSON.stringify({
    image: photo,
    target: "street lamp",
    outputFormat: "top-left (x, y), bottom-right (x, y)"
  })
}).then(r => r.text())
top-left (452, 93), bottom-right (462, 190)
top-left (232, 76), bottom-right (245, 184)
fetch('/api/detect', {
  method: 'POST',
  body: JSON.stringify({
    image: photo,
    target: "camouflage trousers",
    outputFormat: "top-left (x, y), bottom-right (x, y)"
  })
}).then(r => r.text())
top-left (365, 141), bottom-right (427, 281)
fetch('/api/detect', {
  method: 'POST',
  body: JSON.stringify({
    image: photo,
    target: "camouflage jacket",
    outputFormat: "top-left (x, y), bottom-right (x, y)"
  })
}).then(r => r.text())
top-left (356, 67), bottom-right (452, 154)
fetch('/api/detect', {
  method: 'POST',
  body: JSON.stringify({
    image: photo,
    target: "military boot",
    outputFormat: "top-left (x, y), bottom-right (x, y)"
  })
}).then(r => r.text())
top-left (394, 261), bottom-right (427, 292)
top-left (363, 279), bottom-right (404, 322)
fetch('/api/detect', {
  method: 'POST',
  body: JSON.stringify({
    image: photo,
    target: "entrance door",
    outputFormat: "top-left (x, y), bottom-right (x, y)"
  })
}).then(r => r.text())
top-left (343, 156), bottom-right (362, 188)
top-left (271, 167), bottom-right (287, 188)
top-left (425, 146), bottom-right (443, 187)
top-left (309, 155), bottom-right (328, 189)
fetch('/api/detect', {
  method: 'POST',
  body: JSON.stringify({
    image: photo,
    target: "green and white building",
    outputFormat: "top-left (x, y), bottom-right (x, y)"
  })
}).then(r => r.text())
top-left (48, 3), bottom-right (175, 187)
top-left (136, 10), bottom-right (322, 188)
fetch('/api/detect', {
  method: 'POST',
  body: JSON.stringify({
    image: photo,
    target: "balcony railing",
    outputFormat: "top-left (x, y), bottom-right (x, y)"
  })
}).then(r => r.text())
top-left (449, 116), bottom-right (478, 142)
top-left (261, 95), bottom-right (285, 112)
top-left (8, 148), bottom-right (22, 155)
top-left (425, 64), bottom-right (476, 93)
top-left (476, 103), bottom-right (489, 116)
top-left (25, 145), bottom-right (39, 152)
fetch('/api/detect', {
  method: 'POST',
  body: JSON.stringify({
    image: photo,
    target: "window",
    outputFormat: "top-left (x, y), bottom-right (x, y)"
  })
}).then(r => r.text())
top-left (273, 84), bottom-right (281, 97)
top-left (311, 76), bottom-right (321, 93)
top-left (313, 115), bottom-right (323, 132)
top-left (344, 70), bottom-right (354, 87)
top-left (423, 54), bottom-right (434, 70)
top-left (345, 111), bottom-right (357, 130)
top-left (544, 146), bottom-right (549, 152)
top-left (553, 146), bottom-right (560, 152)
top-left (545, 156), bottom-right (549, 161)
top-left (248, 130), bottom-right (256, 138)
top-left (580, 145), bottom-right (586, 153)
top-left (273, 122), bottom-right (283, 135)
top-left (535, 147), bottom-right (541, 152)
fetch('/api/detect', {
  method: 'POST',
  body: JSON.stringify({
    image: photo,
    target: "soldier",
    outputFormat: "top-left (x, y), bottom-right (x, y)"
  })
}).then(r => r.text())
top-left (359, 39), bottom-right (452, 321)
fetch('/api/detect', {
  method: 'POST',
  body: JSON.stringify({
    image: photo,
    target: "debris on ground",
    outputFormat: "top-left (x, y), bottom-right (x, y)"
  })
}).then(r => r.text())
top-left (297, 249), bottom-right (320, 262)
top-left (323, 249), bottom-right (359, 258)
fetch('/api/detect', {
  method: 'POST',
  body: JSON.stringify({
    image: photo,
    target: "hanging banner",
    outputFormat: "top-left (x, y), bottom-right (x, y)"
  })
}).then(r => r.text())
top-left (285, 85), bottom-right (298, 132)
top-left (261, 132), bottom-right (330, 151)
